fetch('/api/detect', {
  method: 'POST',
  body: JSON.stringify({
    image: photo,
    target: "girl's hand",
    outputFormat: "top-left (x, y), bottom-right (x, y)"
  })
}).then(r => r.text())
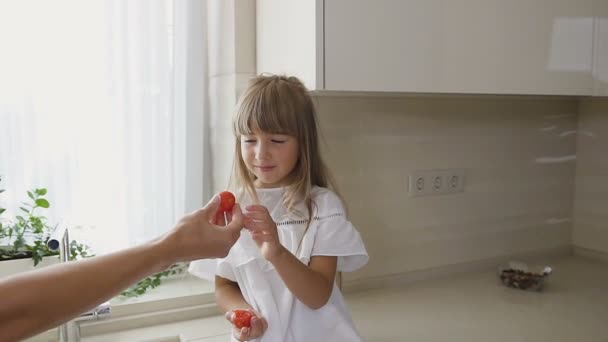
top-left (243, 205), bottom-right (285, 261)
top-left (225, 309), bottom-right (267, 341)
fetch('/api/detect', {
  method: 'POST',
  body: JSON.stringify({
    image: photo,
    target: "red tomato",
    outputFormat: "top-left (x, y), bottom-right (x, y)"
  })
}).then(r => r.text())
top-left (219, 191), bottom-right (236, 212)
top-left (233, 309), bottom-right (253, 329)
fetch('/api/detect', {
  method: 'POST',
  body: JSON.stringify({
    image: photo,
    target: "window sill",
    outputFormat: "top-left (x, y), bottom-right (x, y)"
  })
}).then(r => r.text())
top-left (79, 275), bottom-right (218, 338)
top-left (111, 275), bottom-right (214, 308)
top-left (81, 316), bottom-right (230, 342)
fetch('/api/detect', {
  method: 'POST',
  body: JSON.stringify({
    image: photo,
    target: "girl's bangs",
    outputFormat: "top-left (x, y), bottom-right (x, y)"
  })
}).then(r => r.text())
top-left (234, 88), bottom-right (298, 137)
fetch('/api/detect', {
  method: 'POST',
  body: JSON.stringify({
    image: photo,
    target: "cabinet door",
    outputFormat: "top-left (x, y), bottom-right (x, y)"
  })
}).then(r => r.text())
top-left (256, 0), bottom-right (323, 90)
top-left (324, 0), bottom-right (595, 95)
top-left (592, 0), bottom-right (608, 96)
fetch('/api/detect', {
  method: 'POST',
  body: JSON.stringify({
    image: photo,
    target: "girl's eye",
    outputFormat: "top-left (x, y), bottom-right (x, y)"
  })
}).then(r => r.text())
top-left (271, 139), bottom-right (285, 144)
top-left (242, 138), bottom-right (256, 143)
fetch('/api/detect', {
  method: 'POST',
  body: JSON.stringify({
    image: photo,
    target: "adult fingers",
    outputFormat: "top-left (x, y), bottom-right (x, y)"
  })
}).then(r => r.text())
top-left (199, 194), bottom-right (220, 221)
top-left (225, 204), bottom-right (244, 233)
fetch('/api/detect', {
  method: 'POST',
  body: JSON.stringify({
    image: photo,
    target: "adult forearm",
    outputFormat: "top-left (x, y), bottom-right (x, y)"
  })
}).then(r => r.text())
top-left (269, 248), bottom-right (333, 310)
top-left (0, 194), bottom-right (244, 342)
top-left (0, 239), bottom-right (171, 341)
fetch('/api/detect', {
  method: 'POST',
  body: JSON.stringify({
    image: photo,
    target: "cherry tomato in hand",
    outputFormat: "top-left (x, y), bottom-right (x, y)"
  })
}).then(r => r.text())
top-left (219, 191), bottom-right (236, 213)
top-left (233, 309), bottom-right (253, 329)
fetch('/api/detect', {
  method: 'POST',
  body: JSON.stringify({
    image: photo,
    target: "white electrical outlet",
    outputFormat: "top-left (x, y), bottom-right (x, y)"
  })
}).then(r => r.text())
top-left (409, 169), bottom-right (466, 197)
top-left (429, 171), bottom-right (445, 194)
top-left (408, 172), bottom-right (428, 197)
top-left (446, 169), bottom-right (466, 193)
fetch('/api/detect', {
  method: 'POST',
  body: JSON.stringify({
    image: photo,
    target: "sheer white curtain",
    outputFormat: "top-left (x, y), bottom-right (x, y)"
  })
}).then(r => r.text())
top-left (0, 0), bottom-right (209, 254)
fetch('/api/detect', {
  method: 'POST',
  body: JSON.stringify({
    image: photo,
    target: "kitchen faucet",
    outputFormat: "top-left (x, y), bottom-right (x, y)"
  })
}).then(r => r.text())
top-left (47, 226), bottom-right (111, 341)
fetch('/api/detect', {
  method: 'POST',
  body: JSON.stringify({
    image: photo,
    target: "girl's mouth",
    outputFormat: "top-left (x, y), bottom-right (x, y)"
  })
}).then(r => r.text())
top-left (256, 166), bottom-right (275, 172)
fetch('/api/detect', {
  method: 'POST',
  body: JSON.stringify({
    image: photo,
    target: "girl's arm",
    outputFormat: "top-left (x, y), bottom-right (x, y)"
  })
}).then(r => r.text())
top-left (269, 251), bottom-right (337, 310)
top-left (215, 276), bottom-right (268, 339)
top-left (215, 276), bottom-right (253, 312)
top-left (244, 205), bottom-right (337, 310)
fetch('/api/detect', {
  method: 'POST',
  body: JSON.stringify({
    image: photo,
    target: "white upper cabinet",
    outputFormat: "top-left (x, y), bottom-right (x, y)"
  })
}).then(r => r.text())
top-left (257, 0), bottom-right (605, 96)
top-left (592, 0), bottom-right (608, 96)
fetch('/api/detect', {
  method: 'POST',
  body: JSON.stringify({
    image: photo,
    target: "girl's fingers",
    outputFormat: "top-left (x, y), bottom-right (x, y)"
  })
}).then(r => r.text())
top-left (251, 316), bottom-right (267, 337)
top-left (244, 219), bottom-right (276, 231)
top-left (245, 215), bottom-right (272, 224)
top-left (245, 204), bottom-right (268, 212)
top-left (233, 330), bottom-right (244, 341)
top-left (251, 317), bottom-right (261, 335)
top-left (250, 232), bottom-right (273, 242)
top-left (233, 327), bottom-right (245, 341)
top-left (243, 211), bottom-right (270, 221)
top-left (226, 309), bottom-right (264, 341)
top-left (245, 226), bottom-right (266, 234)
top-left (243, 220), bottom-right (269, 231)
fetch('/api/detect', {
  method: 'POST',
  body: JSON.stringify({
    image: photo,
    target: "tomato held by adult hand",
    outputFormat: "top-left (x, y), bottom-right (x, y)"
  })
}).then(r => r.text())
top-left (219, 191), bottom-right (236, 213)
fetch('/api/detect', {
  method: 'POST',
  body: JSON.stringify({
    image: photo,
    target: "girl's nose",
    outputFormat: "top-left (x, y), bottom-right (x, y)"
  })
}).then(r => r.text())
top-left (255, 142), bottom-right (270, 160)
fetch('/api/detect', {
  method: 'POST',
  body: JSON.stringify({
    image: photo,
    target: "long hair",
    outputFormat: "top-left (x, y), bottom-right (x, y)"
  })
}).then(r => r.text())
top-left (230, 74), bottom-right (338, 223)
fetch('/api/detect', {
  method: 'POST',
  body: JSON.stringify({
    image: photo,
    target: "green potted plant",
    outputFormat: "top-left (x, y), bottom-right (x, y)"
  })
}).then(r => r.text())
top-left (0, 176), bottom-right (189, 297)
top-left (0, 176), bottom-right (92, 278)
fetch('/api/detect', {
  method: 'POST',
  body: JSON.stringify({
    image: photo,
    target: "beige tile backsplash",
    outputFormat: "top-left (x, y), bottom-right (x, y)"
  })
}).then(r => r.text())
top-left (210, 92), bottom-right (608, 286)
top-left (314, 95), bottom-right (579, 282)
top-left (573, 98), bottom-right (608, 254)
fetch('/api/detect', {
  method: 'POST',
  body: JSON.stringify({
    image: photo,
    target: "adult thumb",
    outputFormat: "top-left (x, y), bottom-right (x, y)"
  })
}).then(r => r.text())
top-left (200, 194), bottom-right (221, 220)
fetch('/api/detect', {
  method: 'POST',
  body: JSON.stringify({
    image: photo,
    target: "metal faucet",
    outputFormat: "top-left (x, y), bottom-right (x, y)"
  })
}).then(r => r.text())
top-left (48, 226), bottom-right (111, 341)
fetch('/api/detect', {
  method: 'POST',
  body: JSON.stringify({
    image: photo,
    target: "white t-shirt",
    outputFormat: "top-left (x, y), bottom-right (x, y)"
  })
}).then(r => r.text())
top-left (189, 186), bottom-right (369, 342)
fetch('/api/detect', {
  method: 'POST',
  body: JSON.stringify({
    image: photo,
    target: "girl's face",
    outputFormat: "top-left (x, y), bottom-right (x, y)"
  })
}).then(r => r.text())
top-left (240, 130), bottom-right (299, 188)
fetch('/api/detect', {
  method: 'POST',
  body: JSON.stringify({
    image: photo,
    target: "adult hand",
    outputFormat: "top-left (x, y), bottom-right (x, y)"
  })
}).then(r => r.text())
top-left (0, 194), bottom-right (244, 342)
top-left (162, 194), bottom-right (244, 263)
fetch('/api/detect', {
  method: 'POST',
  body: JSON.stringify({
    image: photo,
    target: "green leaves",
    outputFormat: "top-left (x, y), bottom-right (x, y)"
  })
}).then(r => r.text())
top-left (0, 177), bottom-right (4, 217)
top-left (26, 240), bottom-right (58, 266)
top-left (121, 263), bottom-right (189, 298)
top-left (26, 189), bottom-right (49, 208)
top-left (0, 182), bottom-right (90, 266)
top-left (70, 240), bottom-right (93, 260)
top-left (0, 178), bottom-right (5, 225)
top-left (35, 199), bottom-right (50, 208)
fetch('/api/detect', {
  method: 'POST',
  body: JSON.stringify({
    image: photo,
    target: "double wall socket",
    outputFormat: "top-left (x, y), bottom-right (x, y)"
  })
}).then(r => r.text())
top-left (408, 169), bottom-right (466, 197)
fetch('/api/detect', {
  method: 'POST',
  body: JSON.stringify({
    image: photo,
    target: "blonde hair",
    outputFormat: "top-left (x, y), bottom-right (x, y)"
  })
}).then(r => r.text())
top-left (230, 74), bottom-right (338, 221)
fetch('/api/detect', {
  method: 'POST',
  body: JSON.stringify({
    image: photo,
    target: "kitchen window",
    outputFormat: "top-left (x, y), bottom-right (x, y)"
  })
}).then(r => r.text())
top-left (0, 0), bottom-right (214, 314)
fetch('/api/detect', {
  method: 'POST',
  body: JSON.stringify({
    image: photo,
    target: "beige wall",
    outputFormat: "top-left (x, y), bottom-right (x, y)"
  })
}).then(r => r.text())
top-left (314, 95), bottom-right (578, 283)
top-left (573, 98), bottom-right (608, 254)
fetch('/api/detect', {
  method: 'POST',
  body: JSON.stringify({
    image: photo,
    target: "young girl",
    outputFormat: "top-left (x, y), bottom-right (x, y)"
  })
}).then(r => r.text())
top-left (189, 75), bottom-right (368, 341)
